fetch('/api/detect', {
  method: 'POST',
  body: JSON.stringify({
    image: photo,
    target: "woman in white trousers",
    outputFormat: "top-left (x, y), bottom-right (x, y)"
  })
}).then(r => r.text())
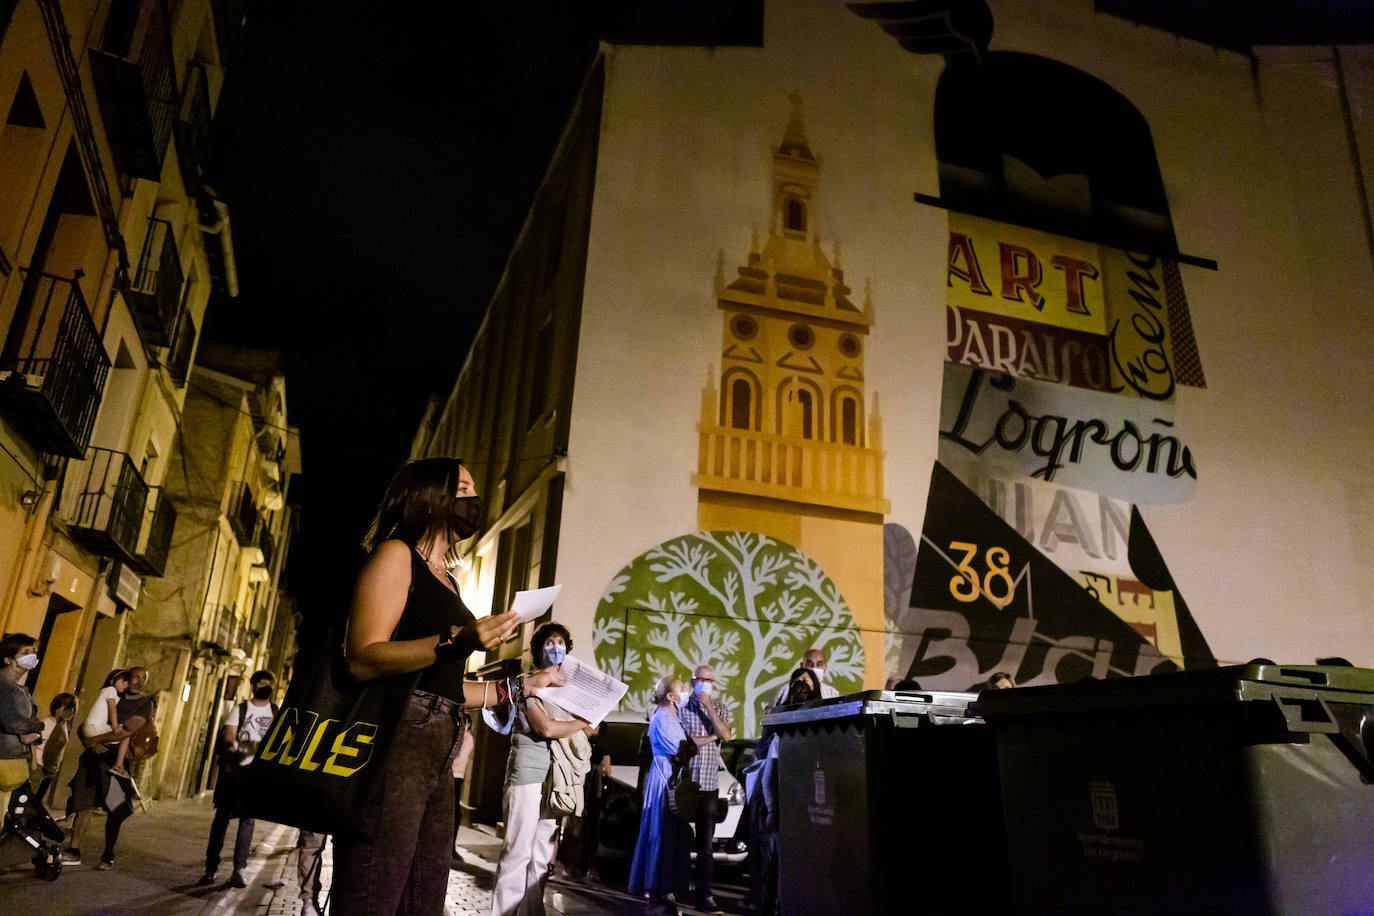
top-left (490, 623), bottom-right (591, 916)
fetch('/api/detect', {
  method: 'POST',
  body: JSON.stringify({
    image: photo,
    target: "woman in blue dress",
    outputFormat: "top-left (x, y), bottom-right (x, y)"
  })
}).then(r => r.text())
top-left (628, 675), bottom-right (693, 915)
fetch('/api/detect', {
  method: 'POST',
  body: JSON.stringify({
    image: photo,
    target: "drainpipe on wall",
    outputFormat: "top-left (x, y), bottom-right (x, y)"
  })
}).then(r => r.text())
top-left (197, 198), bottom-right (239, 298)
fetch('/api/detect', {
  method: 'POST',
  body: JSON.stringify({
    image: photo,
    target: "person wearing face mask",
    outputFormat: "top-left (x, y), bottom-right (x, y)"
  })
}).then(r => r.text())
top-left (330, 458), bottom-right (561, 916)
top-left (0, 633), bottom-right (43, 820)
top-left (199, 669), bottom-right (278, 887)
top-left (679, 665), bottom-right (731, 913)
top-left (490, 622), bottom-right (591, 916)
top-left (771, 648), bottom-right (839, 709)
top-left (629, 675), bottom-right (695, 916)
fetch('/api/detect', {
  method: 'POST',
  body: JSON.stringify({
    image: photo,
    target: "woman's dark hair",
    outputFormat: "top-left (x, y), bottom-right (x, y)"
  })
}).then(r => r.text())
top-left (102, 668), bottom-right (133, 689)
top-left (50, 692), bottom-right (77, 715)
top-left (363, 457), bottom-right (468, 553)
top-left (530, 622), bottom-right (572, 668)
top-left (783, 667), bottom-right (819, 705)
top-left (0, 632), bottom-right (36, 663)
top-left (987, 671), bottom-right (1014, 689)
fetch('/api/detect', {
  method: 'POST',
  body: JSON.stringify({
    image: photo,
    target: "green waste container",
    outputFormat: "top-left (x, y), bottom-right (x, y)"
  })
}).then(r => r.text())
top-left (977, 665), bottom-right (1374, 914)
top-left (764, 691), bottom-right (1011, 915)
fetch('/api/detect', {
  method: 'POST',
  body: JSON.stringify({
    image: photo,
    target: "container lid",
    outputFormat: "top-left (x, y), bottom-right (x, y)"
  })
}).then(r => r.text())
top-left (763, 689), bottom-right (979, 728)
top-left (976, 664), bottom-right (1374, 720)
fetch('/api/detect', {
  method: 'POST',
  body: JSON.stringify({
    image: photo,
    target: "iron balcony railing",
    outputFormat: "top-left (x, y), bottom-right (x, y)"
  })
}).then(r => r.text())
top-left (202, 606), bottom-right (234, 652)
top-left (174, 63), bottom-right (212, 197)
top-left (255, 515), bottom-right (275, 570)
top-left (166, 307), bottom-right (196, 384)
top-left (0, 271), bottom-right (110, 457)
top-left (237, 623), bottom-right (256, 655)
top-left (166, 308), bottom-right (195, 385)
top-left (89, 0), bottom-right (178, 180)
top-left (129, 217), bottom-right (182, 346)
top-left (60, 448), bottom-right (150, 563)
top-left (133, 488), bottom-right (176, 577)
top-left (228, 480), bottom-right (256, 545)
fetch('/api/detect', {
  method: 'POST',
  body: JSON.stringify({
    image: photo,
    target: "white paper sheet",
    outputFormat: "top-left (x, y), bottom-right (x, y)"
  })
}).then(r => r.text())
top-left (534, 654), bottom-right (628, 727)
top-left (510, 584), bottom-right (562, 623)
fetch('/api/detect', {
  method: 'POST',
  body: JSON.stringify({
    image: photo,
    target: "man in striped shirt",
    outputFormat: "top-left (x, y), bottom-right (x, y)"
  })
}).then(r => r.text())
top-left (680, 664), bottom-right (731, 914)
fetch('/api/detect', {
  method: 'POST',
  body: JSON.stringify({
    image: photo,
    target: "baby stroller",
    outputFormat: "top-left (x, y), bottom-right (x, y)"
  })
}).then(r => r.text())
top-left (3, 782), bottom-right (64, 881)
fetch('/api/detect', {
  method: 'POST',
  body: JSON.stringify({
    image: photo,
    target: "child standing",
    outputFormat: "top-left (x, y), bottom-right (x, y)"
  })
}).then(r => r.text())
top-left (35, 692), bottom-right (78, 802)
top-left (82, 669), bottom-right (132, 777)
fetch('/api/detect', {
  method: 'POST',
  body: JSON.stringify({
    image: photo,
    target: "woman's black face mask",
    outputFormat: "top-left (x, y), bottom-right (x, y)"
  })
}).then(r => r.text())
top-left (451, 494), bottom-right (484, 540)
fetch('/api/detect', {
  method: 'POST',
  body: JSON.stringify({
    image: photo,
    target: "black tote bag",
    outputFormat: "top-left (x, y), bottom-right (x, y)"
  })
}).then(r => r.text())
top-left (241, 625), bottom-right (420, 840)
top-left (666, 737), bottom-right (701, 821)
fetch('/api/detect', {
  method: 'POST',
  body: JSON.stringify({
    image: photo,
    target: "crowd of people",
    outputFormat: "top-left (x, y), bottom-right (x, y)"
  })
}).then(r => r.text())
top-left (0, 640), bottom-right (157, 872)
top-left (1, 455), bottom-right (1020, 916)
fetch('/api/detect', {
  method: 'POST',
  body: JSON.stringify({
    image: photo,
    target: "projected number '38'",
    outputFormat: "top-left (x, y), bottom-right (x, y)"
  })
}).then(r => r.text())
top-left (256, 708), bottom-right (378, 777)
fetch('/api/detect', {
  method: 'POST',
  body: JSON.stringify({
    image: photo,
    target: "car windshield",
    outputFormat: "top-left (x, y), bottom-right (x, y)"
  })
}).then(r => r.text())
top-left (595, 721), bottom-right (647, 763)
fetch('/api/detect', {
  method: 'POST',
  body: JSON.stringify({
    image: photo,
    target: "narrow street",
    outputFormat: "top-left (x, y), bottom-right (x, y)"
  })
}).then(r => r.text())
top-left (2, 795), bottom-right (744, 915)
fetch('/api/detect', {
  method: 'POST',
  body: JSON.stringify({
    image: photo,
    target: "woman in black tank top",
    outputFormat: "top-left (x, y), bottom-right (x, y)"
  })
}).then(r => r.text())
top-left (331, 458), bottom-right (563, 916)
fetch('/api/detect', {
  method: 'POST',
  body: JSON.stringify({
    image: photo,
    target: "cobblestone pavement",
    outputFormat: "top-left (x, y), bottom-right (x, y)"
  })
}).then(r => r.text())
top-left (3, 795), bottom-right (732, 915)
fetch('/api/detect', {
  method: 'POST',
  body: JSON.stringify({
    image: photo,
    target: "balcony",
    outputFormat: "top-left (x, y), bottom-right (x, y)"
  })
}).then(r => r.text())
top-left (695, 423), bottom-right (890, 516)
top-left (131, 488), bottom-right (176, 577)
top-left (128, 218), bottom-right (182, 346)
top-left (255, 515), bottom-right (275, 571)
top-left (61, 448), bottom-right (150, 563)
top-left (0, 272), bottom-right (110, 457)
top-left (228, 481), bottom-right (256, 546)
top-left (166, 308), bottom-right (195, 385)
top-left (174, 63), bottom-right (212, 198)
top-left (202, 607), bottom-right (234, 653)
top-left (89, 0), bottom-right (178, 180)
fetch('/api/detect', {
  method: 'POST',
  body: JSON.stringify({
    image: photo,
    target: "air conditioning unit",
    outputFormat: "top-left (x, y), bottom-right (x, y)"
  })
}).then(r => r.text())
top-left (109, 562), bottom-right (141, 610)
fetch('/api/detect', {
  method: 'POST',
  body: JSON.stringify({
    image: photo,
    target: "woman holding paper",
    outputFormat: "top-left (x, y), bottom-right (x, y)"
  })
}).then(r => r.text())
top-left (334, 458), bottom-right (563, 916)
top-left (491, 621), bottom-right (593, 916)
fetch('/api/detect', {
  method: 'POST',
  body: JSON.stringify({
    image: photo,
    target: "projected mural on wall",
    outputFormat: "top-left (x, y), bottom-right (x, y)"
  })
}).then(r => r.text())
top-left (594, 21), bottom-right (1219, 721)
top-left (593, 532), bottom-right (866, 737)
top-left (864, 5), bottom-right (1217, 686)
top-left (596, 97), bottom-right (886, 724)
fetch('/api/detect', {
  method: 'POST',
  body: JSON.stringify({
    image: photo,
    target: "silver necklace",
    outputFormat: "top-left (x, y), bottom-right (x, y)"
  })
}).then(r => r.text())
top-left (416, 547), bottom-right (455, 576)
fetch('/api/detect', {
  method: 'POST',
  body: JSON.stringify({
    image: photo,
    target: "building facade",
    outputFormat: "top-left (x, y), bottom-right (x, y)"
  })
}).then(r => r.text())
top-left (0, 0), bottom-right (302, 805)
top-left (126, 344), bottom-right (300, 800)
top-left (413, 1), bottom-right (1374, 748)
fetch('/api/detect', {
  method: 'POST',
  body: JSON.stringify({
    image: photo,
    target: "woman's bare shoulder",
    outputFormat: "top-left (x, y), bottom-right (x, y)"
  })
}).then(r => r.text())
top-left (364, 539), bottom-right (414, 571)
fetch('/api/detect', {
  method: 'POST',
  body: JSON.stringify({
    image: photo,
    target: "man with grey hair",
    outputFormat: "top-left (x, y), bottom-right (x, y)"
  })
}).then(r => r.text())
top-left (773, 647), bottom-right (839, 706)
top-left (680, 664), bottom-right (731, 914)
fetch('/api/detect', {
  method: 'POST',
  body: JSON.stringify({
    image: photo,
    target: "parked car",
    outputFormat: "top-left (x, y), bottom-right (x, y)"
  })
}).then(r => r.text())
top-left (719, 737), bottom-right (757, 783)
top-left (594, 712), bottom-right (749, 863)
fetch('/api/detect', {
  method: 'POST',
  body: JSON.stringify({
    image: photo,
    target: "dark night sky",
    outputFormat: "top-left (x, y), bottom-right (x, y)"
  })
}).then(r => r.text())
top-left (202, 3), bottom-right (604, 616)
